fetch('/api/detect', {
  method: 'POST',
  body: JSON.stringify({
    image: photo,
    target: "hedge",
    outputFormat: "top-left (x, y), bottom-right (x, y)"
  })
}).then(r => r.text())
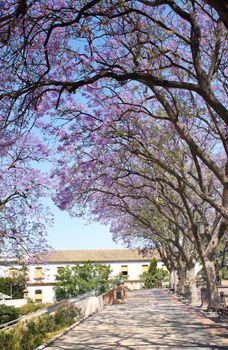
top-left (0, 305), bottom-right (20, 325)
top-left (0, 302), bottom-right (53, 326)
top-left (19, 302), bottom-right (53, 316)
top-left (0, 303), bottom-right (81, 350)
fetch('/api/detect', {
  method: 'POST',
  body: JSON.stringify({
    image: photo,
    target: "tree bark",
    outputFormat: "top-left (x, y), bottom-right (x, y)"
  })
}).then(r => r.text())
top-left (202, 257), bottom-right (219, 309)
top-left (173, 270), bottom-right (178, 293)
top-left (177, 267), bottom-right (186, 295)
top-left (188, 266), bottom-right (199, 305)
top-left (205, 0), bottom-right (228, 30)
top-left (169, 269), bottom-right (176, 291)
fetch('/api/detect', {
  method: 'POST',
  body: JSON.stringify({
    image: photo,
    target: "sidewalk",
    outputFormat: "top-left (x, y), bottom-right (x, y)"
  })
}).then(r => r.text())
top-left (43, 289), bottom-right (228, 350)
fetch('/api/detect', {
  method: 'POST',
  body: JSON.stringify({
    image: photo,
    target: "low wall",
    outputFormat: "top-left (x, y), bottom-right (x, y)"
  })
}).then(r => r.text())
top-left (23, 293), bottom-right (104, 322)
top-left (0, 293), bottom-right (104, 330)
top-left (73, 295), bottom-right (104, 318)
top-left (0, 299), bottom-right (27, 307)
top-left (102, 291), bottom-right (114, 305)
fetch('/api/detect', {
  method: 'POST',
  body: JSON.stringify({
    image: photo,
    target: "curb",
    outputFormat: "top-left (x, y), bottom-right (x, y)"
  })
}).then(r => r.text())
top-left (34, 312), bottom-right (97, 350)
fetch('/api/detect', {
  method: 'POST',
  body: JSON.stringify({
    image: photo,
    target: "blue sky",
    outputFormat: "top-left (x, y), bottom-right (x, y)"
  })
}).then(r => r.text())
top-left (46, 200), bottom-right (124, 250)
top-left (35, 76), bottom-right (125, 250)
top-left (34, 140), bottom-right (124, 251)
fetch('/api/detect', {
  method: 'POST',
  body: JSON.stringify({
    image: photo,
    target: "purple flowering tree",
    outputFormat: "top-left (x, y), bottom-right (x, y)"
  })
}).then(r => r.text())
top-left (0, 130), bottom-right (52, 257)
top-left (0, 1), bottom-right (227, 304)
top-left (48, 99), bottom-right (222, 307)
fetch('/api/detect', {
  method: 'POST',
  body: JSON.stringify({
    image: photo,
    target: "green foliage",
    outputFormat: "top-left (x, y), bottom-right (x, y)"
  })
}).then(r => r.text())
top-left (94, 264), bottom-right (113, 293)
top-left (214, 243), bottom-right (228, 281)
top-left (54, 303), bottom-right (81, 327)
top-left (219, 267), bottom-right (228, 280)
top-left (0, 266), bottom-right (28, 299)
top-left (0, 277), bottom-right (25, 299)
top-left (196, 268), bottom-right (206, 285)
top-left (0, 304), bottom-right (80, 350)
top-left (0, 302), bottom-right (53, 326)
top-left (0, 330), bottom-right (15, 350)
top-left (114, 273), bottom-right (128, 285)
top-left (55, 261), bottom-right (112, 300)
top-left (0, 305), bottom-right (20, 325)
top-left (141, 259), bottom-right (168, 289)
top-left (18, 302), bottom-right (52, 316)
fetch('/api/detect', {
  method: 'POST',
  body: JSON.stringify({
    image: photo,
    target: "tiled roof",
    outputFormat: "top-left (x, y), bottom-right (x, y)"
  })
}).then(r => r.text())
top-left (44, 249), bottom-right (159, 263)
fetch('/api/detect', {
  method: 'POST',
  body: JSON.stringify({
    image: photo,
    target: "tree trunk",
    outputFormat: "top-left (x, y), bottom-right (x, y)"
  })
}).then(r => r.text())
top-left (177, 268), bottom-right (186, 295)
top-left (188, 266), bottom-right (199, 305)
top-left (202, 257), bottom-right (219, 309)
top-left (173, 270), bottom-right (178, 293)
top-left (169, 269), bottom-right (175, 290)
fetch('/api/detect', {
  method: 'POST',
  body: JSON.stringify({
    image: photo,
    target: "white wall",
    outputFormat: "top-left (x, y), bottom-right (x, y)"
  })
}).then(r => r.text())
top-left (108, 261), bottom-right (151, 279)
top-left (73, 295), bottom-right (103, 318)
top-left (0, 264), bottom-right (22, 278)
top-left (0, 299), bottom-right (27, 307)
top-left (26, 261), bottom-right (153, 302)
top-left (27, 285), bottom-right (56, 303)
top-left (27, 260), bottom-right (153, 284)
top-left (157, 261), bottom-right (166, 269)
top-left (0, 259), bottom-right (166, 303)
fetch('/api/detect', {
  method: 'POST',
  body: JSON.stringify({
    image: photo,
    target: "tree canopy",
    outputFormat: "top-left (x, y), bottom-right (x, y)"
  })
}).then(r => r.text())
top-left (0, 0), bottom-right (227, 308)
top-left (55, 261), bottom-right (112, 300)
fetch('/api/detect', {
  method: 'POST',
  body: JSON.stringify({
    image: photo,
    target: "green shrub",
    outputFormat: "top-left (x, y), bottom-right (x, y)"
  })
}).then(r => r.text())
top-left (219, 266), bottom-right (228, 280)
top-left (37, 313), bottom-right (56, 334)
top-left (0, 305), bottom-right (20, 325)
top-left (141, 259), bottom-right (168, 289)
top-left (0, 303), bottom-right (80, 350)
top-left (0, 328), bottom-right (15, 350)
top-left (20, 320), bottom-right (47, 350)
top-left (19, 302), bottom-right (52, 316)
top-left (54, 303), bottom-right (81, 327)
top-left (0, 276), bottom-right (26, 299)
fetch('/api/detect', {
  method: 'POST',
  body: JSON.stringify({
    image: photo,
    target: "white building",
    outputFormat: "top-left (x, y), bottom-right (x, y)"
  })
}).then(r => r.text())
top-left (0, 249), bottom-right (163, 303)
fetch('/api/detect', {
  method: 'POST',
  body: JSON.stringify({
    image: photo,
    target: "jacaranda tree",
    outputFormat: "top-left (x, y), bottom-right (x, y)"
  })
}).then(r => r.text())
top-left (0, 1), bottom-right (227, 306)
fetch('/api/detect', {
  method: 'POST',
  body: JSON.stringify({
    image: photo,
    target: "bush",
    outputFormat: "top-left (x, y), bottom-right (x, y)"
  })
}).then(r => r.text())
top-left (141, 259), bottom-right (168, 289)
top-left (0, 303), bottom-right (80, 350)
top-left (0, 330), bottom-right (15, 350)
top-left (0, 305), bottom-right (20, 325)
top-left (0, 277), bottom-right (26, 299)
top-left (19, 302), bottom-right (52, 316)
top-left (219, 266), bottom-right (228, 280)
top-left (54, 303), bottom-right (81, 327)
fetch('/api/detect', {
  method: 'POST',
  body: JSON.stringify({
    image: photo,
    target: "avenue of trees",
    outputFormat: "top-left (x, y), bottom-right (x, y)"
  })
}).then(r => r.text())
top-left (0, 1), bottom-right (227, 309)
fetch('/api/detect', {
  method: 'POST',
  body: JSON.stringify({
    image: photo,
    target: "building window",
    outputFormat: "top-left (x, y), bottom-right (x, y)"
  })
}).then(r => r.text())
top-left (35, 289), bottom-right (43, 303)
top-left (34, 267), bottom-right (43, 280)
top-left (142, 265), bottom-right (149, 273)
top-left (121, 265), bottom-right (128, 276)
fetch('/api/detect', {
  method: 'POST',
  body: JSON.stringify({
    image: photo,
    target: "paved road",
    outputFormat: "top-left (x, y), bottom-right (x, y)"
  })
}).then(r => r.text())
top-left (45, 289), bottom-right (228, 350)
